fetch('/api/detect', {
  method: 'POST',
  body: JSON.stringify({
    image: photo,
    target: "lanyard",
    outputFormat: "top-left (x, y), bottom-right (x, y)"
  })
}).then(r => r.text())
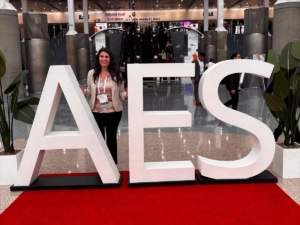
top-left (97, 75), bottom-right (107, 94)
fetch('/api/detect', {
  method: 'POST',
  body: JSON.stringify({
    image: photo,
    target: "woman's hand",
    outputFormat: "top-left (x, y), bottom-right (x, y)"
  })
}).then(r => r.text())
top-left (231, 89), bottom-right (236, 95)
top-left (79, 85), bottom-right (85, 93)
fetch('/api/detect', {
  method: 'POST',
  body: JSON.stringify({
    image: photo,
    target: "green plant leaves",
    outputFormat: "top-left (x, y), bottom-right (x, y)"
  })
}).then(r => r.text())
top-left (0, 50), bottom-right (6, 79)
top-left (267, 50), bottom-right (280, 73)
top-left (290, 70), bottom-right (300, 94)
top-left (4, 70), bottom-right (29, 94)
top-left (11, 84), bottom-right (20, 116)
top-left (280, 42), bottom-right (298, 70)
top-left (291, 40), bottom-right (300, 59)
top-left (270, 110), bottom-right (285, 121)
top-left (18, 97), bottom-right (40, 108)
top-left (273, 71), bottom-right (290, 99)
top-left (13, 104), bottom-right (36, 124)
top-left (263, 93), bottom-right (287, 112)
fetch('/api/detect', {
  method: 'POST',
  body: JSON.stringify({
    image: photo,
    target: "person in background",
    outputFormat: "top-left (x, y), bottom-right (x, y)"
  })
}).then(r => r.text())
top-left (79, 48), bottom-right (128, 164)
top-left (122, 55), bottom-right (130, 89)
top-left (224, 53), bottom-right (241, 110)
top-left (206, 58), bottom-right (215, 68)
top-left (192, 52), bottom-right (206, 106)
top-left (163, 52), bottom-right (173, 84)
top-left (165, 41), bottom-right (172, 54)
top-left (156, 50), bottom-right (167, 85)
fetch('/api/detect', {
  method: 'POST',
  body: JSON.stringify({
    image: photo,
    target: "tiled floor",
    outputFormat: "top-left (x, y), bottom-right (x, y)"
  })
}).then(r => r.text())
top-left (1, 78), bottom-right (300, 214)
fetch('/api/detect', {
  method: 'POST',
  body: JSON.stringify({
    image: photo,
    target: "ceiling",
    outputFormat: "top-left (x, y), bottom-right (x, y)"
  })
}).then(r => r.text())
top-left (9, 0), bottom-right (277, 12)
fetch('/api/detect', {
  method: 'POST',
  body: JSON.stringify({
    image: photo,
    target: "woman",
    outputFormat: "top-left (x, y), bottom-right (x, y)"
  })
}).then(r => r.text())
top-left (224, 53), bottom-right (241, 110)
top-left (79, 48), bottom-right (128, 164)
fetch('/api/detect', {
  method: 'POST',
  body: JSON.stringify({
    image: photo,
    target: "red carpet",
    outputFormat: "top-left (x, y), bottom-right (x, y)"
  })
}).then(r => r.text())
top-left (1, 171), bottom-right (300, 225)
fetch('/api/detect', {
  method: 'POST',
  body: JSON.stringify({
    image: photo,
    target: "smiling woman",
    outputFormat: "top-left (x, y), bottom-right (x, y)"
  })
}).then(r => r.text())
top-left (79, 48), bottom-right (128, 164)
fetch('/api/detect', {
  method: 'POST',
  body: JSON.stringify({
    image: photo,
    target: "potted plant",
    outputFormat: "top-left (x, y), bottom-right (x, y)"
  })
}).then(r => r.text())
top-left (0, 50), bottom-right (39, 185)
top-left (263, 39), bottom-right (300, 178)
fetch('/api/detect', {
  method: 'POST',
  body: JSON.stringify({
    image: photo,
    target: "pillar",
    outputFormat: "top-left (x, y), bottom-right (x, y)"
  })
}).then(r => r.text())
top-left (66, 0), bottom-right (78, 78)
top-left (0, 2), bottom-right (22, 91)
top-left (273, 0), bottom-right (300, 54)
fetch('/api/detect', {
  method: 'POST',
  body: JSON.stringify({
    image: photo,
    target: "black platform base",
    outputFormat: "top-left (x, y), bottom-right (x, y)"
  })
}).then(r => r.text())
top-left (196, 170), bottom-right (278, 185)
top-left (10, 174), bottom-right (122, 191)
top-left (128, 175), bottom-right (198, 188)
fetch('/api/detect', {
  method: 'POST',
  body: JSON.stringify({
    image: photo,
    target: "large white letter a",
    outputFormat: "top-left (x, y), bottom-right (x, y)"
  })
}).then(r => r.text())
top-left (14, 66), bottom-right (120, 186)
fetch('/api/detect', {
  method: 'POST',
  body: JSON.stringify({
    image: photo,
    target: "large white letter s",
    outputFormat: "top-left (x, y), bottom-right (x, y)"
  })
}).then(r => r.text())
top-left (198, 60), bottom-right (275, 179)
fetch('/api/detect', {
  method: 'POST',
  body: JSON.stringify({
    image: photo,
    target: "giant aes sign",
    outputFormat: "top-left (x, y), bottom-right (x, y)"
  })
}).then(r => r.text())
top-left (14, 60), bottom-right (274, 186)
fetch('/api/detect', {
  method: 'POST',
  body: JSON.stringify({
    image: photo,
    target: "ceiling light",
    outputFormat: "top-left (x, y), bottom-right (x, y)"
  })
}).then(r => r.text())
top-left (156, 5), bottom-right (158, 7)
top-left (59, 2), bottom-right (61, 4)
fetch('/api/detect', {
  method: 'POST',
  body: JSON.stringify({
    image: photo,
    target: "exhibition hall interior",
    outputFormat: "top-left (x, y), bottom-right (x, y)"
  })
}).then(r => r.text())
top-left (1, 0), bottom-right (300, 224)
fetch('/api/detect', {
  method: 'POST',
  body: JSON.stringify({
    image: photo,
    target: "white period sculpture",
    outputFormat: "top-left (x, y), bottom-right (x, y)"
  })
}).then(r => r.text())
top-left (0, 0), bottom-right (16, 10)
top-left (128, 63), bottom-right (195, 183)
top-left (14, 66), bottom-right (120, 186)
top-left (198, 59), bottom-right (275, 179)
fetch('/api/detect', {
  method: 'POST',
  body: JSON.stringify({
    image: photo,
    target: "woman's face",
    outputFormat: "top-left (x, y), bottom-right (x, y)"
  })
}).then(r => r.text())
top-left (99, 51), bottom-right (111, 67)
top-left (234, 54), bottom-right (241, 59)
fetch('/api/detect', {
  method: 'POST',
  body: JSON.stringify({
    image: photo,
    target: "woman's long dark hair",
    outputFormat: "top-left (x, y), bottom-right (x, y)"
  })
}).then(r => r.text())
top-left (93, 48), bottom-right (123, 85)
top-left (230, 53), bottom-right (240, 59)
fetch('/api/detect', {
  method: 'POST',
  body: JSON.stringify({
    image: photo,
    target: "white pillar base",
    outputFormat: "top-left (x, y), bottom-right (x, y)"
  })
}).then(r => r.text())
top-left (275, 0), bottom-right (300, 4)
top-left (0, 0), bottom-right (16, 10)
top-left (66, 30), bottom-right (78, 35)
top-left (215, 27), bottom-right (227, 32)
